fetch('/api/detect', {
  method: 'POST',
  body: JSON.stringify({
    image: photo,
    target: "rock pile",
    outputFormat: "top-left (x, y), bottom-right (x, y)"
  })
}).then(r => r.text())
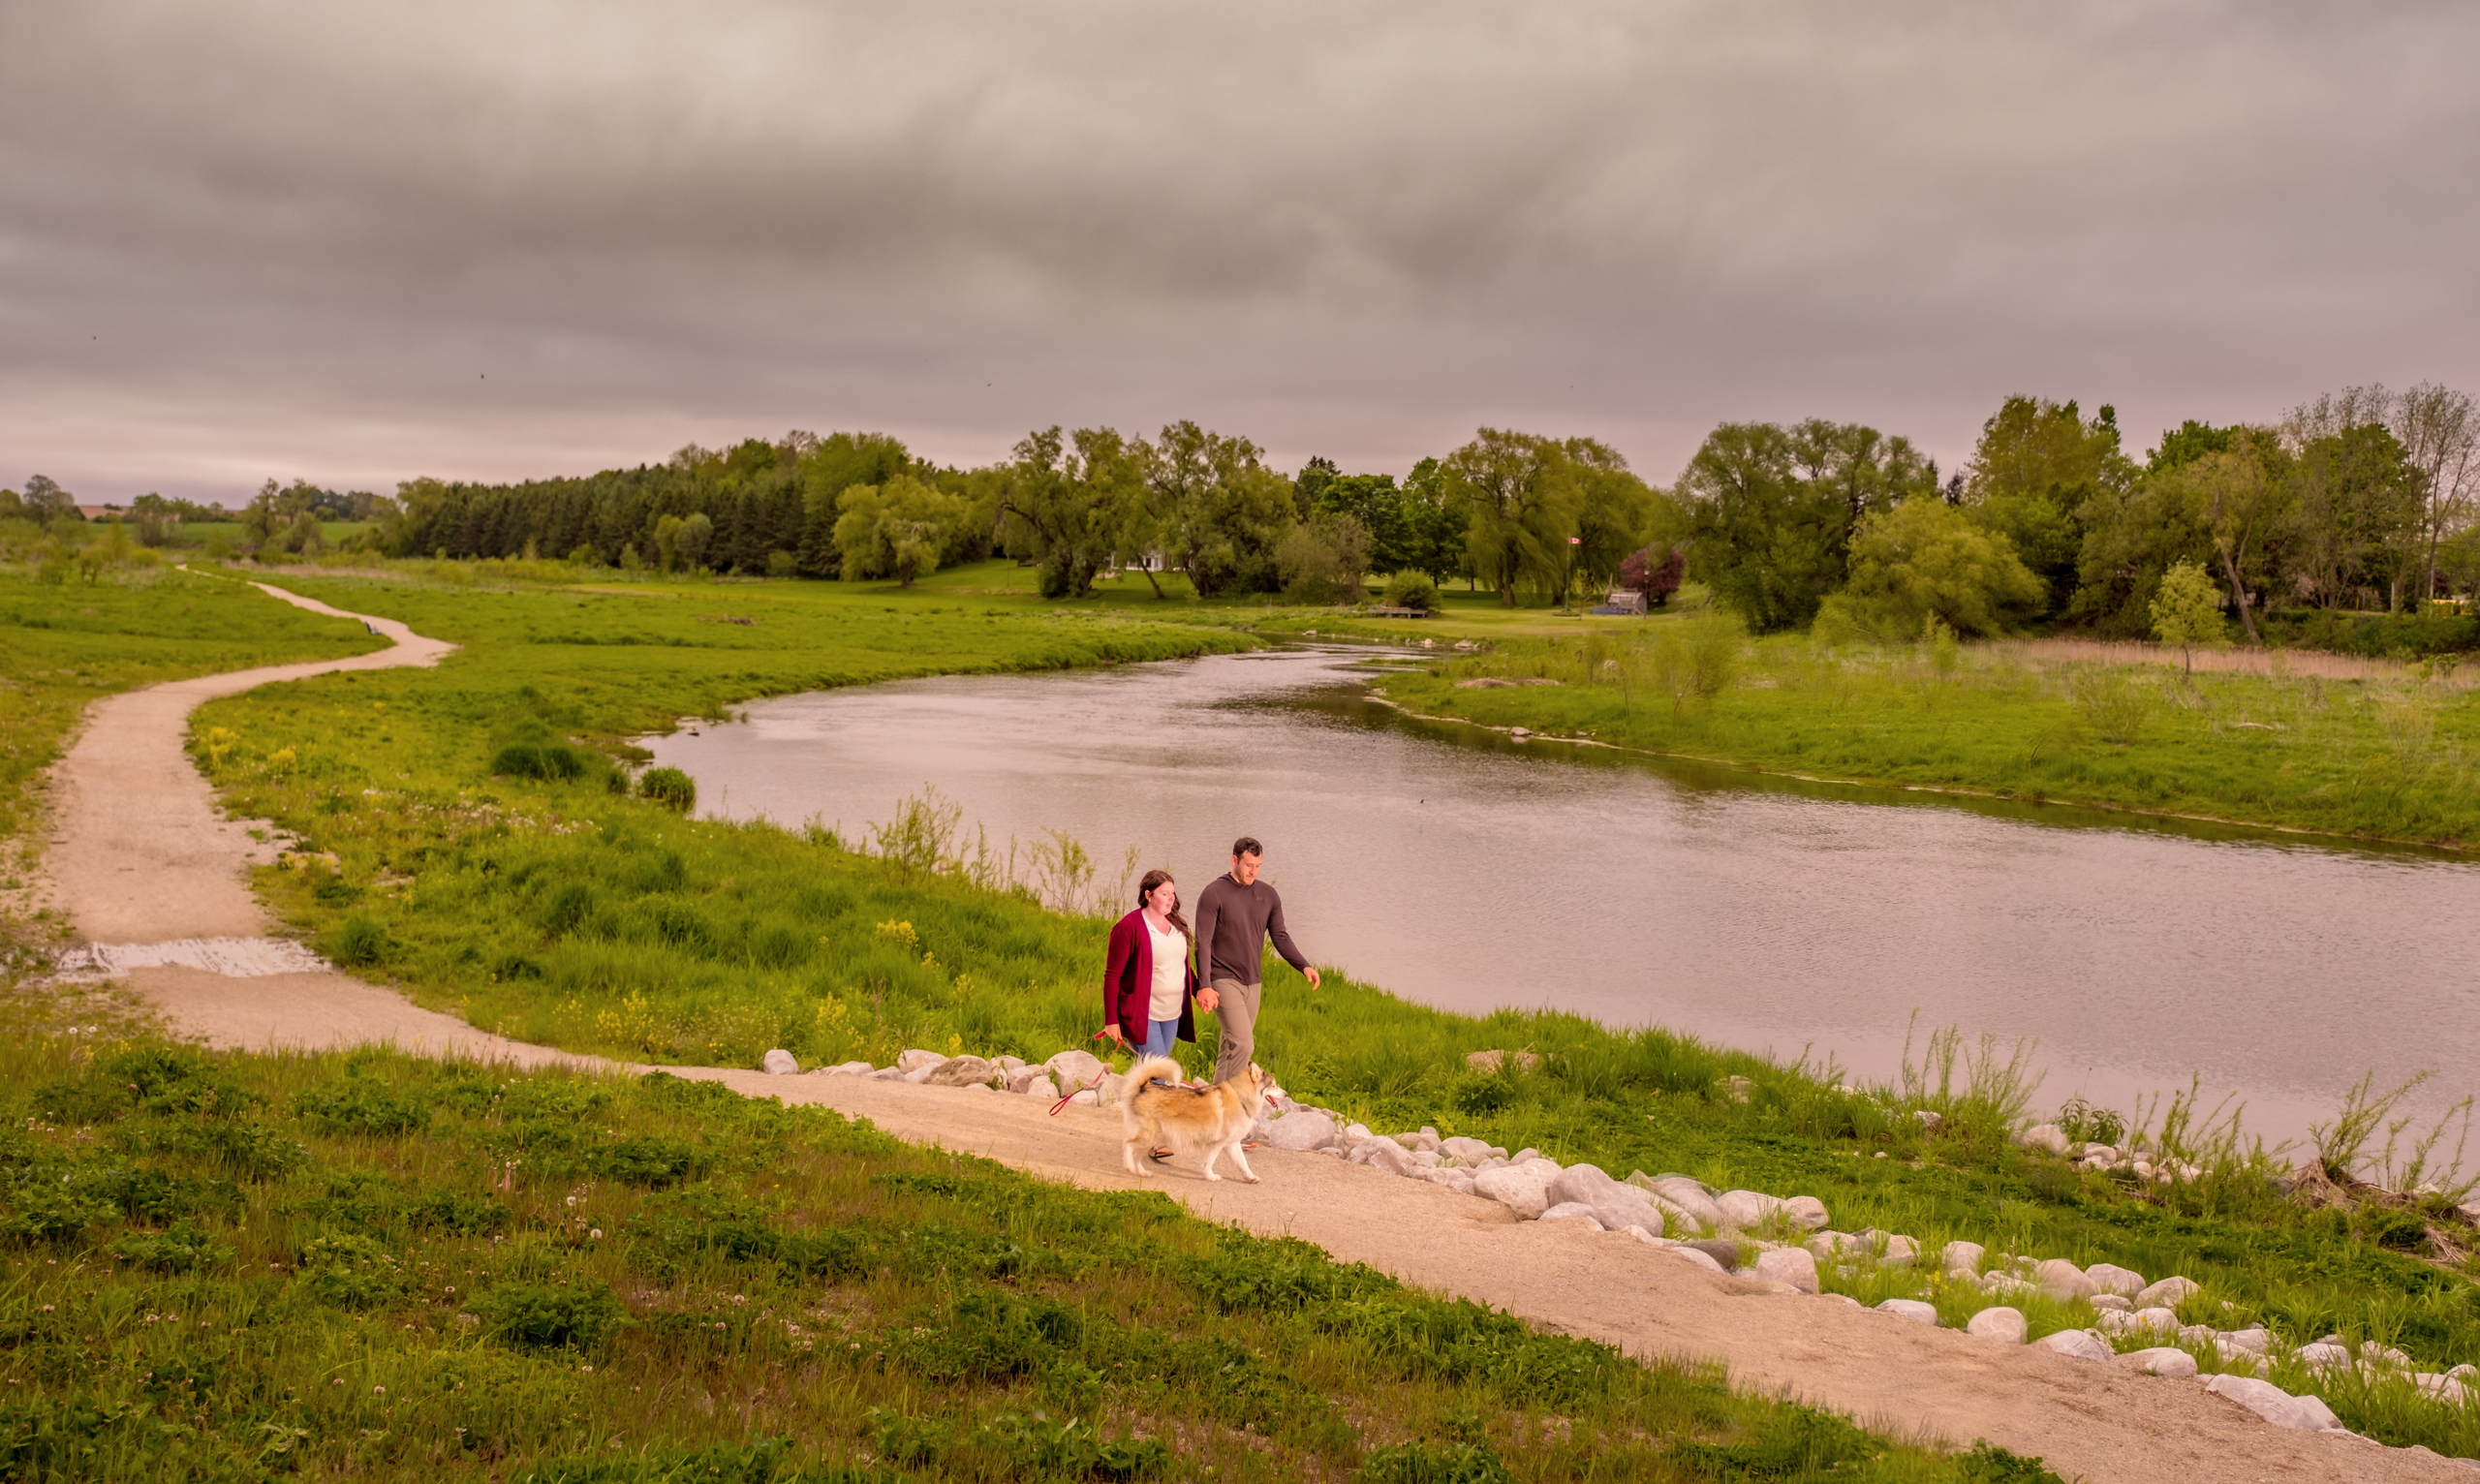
top-left (777, 1044), bottom-right (2473, 1449)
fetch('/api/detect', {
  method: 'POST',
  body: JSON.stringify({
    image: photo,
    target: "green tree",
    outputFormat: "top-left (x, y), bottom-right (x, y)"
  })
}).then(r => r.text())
top-left (795, 432), bottom-right (913, 576)
top-left (2149, 559), bottom-right (2227, 673)
top-left (1677, 424), bottom-right (1828, 632)
top-left (998, 426), bottom-right (1150, 599)
top-left (1142, 421), bottom-right (1294, 598)
top-left (832, 475), bottom-right (968, 587)
top-left (2069, 422), bottom-right (2221, 635)
top-left (2155, 429), bottom-right (2288, 644)
top-left (1398, 456), bottom-right (1470, 584)
top-left (1275, 513), bottom-right (1372, 603)
top-left (2287, 422), bottom-right (2421, 610)
top-left (1307, 471), bottom-right (1414, 574)
top-left (674, 511), bottom-right (715, 572)
top-left (1826, 497), bottom-right (2045, 638)
top-left (19, 474), bottom-right (81, 525)
top-left (1441, 429), bottom-right (1576, 606)
top-left (1960, 396), bottom-right (2134, 613)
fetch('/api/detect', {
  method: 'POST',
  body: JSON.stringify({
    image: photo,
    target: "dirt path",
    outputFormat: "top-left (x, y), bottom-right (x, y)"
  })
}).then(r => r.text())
top-left (34, 582), bottom-right (2473, 1484)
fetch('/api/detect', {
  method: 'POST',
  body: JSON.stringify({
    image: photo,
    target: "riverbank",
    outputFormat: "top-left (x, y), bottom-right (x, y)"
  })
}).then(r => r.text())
top-left (137, 565), bottom-right (2480, 1450)
top-left (1336, 615), bottom-right (2480, 850)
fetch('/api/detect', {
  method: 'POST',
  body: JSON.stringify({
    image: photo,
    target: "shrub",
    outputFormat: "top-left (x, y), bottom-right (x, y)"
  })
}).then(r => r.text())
top-left (1276, 514), bottom-right (1372, 604)
top-left (477, 1281), bottom-right (627, 1349)
top-left (105, 1222), bottom-right (235, 1274)
top-left (1381, 571), bottom-right (1440, 612)
top-left (327, 912), bottom-right (395, 968)
top-left (491, 741), bottom-right (596, 781)
top-left (1361, 1442), bottom-right (1514, 1484)
top-left (593, 1135), bottom-right (700, 1189)
top-left (295, 1078), bottom-right (432, 1136)
top-left (299, 1232), bottom-right (408, 1309)
top-left (638, 766), bottom-right (696, 813)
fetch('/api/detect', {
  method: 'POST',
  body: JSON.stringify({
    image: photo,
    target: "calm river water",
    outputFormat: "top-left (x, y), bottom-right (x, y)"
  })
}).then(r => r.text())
top-left (646, 647), bottom-right (2480, 1146)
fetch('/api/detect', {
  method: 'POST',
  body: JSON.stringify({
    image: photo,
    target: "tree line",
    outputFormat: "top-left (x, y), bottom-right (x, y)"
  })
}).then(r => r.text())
top-left (13, 381), bottom-right (2472, 636)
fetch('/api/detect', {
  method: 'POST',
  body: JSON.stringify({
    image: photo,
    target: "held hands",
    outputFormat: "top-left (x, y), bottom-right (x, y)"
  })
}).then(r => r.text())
top-left (1195, 986), bottom-right (1220, 1014)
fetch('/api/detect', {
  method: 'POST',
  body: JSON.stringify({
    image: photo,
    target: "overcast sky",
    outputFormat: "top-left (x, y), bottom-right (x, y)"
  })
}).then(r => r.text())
top-left (4, 1), bottom-right (2475, 504)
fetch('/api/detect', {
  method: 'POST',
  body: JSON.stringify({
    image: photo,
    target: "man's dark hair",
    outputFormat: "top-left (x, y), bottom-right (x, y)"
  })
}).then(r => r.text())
top-left (1231, 836), bottom-right (1262, 859)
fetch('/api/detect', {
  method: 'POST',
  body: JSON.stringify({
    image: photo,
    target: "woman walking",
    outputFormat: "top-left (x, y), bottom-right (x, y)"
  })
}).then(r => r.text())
top-left (1103, 868), bottom-right (1200, 1068)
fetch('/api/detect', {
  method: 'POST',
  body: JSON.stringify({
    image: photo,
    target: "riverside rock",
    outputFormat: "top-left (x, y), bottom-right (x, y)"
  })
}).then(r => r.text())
top-left (1024, 1076), bottom-right (1058, 1101)
top-left (1941, 1240), bottom-right (1984, 1278)
top-left (1966, 1307), bottom-right (2029, 1345)
top-left (1716, 1190), bottom-right (1787, 1230)
top-left (1260, 1109), bottom-right (1341, 1152)
top-left (1440, 1136), bottom-right (1500, 1165)
top-left (2036, 1258), bottom-right (2099, 1300)
top-left (1664, 1246), bottom-right (1729, 1275)
top-left (2084, 1262), bottom-right (2146, 1297)
top-left (1877, 1298), bottom-right (1939, 1325)
top-left (897, 1048), bottom-right (946, 1073)
top-left (1538, 1202), bottom-right (1604, 1229)
top-left (1681, 1239), bottom-right (1742, 1272)
top-left (2123, 1347), bottom-right (2200, 1378)
top-left (925, 1056), bottom-right (1002, 1088)
top-left (2037, 1329), bottom-right (2114, 1362)
top-left (1629, 1174), bottom-right (1725, 1232)
top-left (1354, 1139), bottom-right (1423, 1177)
top-left (2017, 1123), bottom-right (2071, 1155)
top-left (760, 1049), bottom-right (799, 1075)
top-left (1752, 1248), bottom-right (1818, 1293)
top-left (1044, 1049), bottom-right (1107, 1091)
top-left (1782, 1195), bottom-right (1829, 1231)
top-left (1545, 1164), bottom-right (1665, 1238)
top-left (821, 1060), bottom-right (873, 1077)
top-left (1473, 1160), bottom-right (1562, 1220)
top-left (2134, 1276), bottom-right (2198, 1310)
top-left (2205, 1374), bottom-right (2340, 1432)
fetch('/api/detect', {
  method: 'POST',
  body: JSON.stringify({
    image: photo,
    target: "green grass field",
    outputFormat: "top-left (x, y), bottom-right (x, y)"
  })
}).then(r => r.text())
top-left (6, 1019), bottom-right (2081, 1483)
top-left (1353, 612), bottom-right (2480, 849)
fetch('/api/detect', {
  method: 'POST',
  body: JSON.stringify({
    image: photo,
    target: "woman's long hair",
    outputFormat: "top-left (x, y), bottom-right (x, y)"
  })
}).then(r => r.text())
top-left (1136, 868), bottom-right (1192, 941)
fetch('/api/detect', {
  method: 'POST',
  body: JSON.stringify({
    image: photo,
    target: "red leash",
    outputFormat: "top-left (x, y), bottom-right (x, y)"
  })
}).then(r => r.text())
top-left (1048, 1029), bottom-right (1121, 1116)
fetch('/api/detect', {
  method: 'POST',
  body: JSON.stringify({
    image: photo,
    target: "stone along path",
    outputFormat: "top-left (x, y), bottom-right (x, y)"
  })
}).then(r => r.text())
top-left (33, 582), bottom-right (2473, 1484)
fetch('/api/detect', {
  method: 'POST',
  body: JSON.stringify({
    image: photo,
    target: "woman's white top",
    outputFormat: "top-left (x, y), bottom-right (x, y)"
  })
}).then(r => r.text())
top-left (1145, 919), bottom-right (1187, 1021)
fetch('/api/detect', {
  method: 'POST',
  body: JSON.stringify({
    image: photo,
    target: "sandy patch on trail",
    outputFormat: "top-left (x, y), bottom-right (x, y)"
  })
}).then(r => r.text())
top-left (33, 581), bottom-right (2477, 1484)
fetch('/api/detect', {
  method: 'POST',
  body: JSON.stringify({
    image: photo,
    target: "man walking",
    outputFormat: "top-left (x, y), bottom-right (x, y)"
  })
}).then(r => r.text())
top-left (1192, 836), bottom-right (1318, 1085)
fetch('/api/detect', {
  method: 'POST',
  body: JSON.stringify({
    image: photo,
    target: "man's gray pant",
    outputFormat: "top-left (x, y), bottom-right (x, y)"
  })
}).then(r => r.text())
top-left (1209, 977), bottom-right (1260, 1085)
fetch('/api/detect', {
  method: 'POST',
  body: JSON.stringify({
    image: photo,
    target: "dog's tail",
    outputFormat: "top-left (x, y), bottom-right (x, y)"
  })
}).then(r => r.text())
top-left (1119, 1056), bottom-right (1184, 1118)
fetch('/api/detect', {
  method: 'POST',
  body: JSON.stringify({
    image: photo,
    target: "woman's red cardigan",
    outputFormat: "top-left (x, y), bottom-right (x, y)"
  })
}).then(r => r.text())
top-left (1103, 909), bottom-right (1198, 1046)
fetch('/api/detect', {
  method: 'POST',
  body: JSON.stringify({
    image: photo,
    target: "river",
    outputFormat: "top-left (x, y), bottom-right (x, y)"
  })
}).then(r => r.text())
top-left (644, 646), bottom-right (2480, 1148)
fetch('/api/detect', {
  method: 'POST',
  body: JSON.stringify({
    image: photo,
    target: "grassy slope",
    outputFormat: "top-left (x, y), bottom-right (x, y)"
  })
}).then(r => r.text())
top-left (174, 563), bottom-right (2480, 1450)
top-left (6, 1030), bottom-right (2055, 1483)
top-left (1344, 613), bottom-right (2480, 849)
top-left (0, 568), bottom-right (383, 961)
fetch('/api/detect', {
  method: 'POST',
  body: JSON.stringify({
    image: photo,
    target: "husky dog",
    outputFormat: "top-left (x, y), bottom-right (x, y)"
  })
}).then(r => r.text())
top-left (1118, 1056), bottom-right (1270, 1182)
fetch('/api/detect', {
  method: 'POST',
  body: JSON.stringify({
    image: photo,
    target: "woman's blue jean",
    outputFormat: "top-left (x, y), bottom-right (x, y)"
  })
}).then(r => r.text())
top-left (1141, 1018), bottom-right (1181, 1061)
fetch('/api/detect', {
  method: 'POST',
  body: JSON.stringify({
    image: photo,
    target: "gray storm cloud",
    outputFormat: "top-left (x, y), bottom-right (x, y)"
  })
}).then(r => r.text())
top-left (2, 0), bottom-right (2474, 500)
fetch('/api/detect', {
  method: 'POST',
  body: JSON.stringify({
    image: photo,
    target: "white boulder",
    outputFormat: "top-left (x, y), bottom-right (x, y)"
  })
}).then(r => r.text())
top-left (896, 1048), bottom-right (946, 1073)
top-left (1941, 1240), bottom-right (1985, 1278)
top-left (821, 1060), bottom-right (874, 1077)
top-left (760, 1049), bottom-right (799, 1075)
top-left (2122, 1346), bottom-right (2200, 1378)
top-left (1782, 1195), bottom-right (1830, 1231)
top-left (2216, 1326), bottom-right (2270, 1356)
top-left (902, 1063), bottom-right (941, 1084)
top-left (1966, 1307), bottom-right (2029, 1345)
top-left (1545, 1164), bottom-right (1665, 1238)
top-left (1538, 1202), bottom-right (1604, 1229)
top-left (1440, 1136), bottom-right (1499, 1166)
top-left (1422, 1168), bottom-right (1477, 1196)
top-left (924, 1056), bottom-right (1002, 1088)
top-left (1664, 1245), bottom-right (1729, 1275)
top-left (2204, 1374), bottom-right (2340, 1432)
top-left (1259, 1109), bottom-right (1341, 1152)
top-left (1473, 1160), bottom-right (1563, 1220)
top-left (2084, 1262), bottom-right (2146, 1297)
top-left (1043, 1048), bottom-right (1107, 1091)
top-left (1355, 1139), bottom-right (1422, 1177)
top-left (1024, 1076), bottom-right (1058, 1101)
top-left (1752, 1248), bottom-right (1818, 1294)
top-left (1716, 1190), bottom-right (1787, 1230)
top-left (2134, 1276), bottom-right (2198, 1311)
top-left (2036, 1257), bottom-right (2098, 1300)
top-left (1876, 1298), bottom-right (1940, 1325)
top-left (1878, 1234), bottom-right (1920, 1267)
top-left (1628, 1174), bottom-right (1725, 1232)
top-left (2017, 1123), bottom-right (2071, 1155)
top-left (2037, 1329), bottom-right (2114, 1362)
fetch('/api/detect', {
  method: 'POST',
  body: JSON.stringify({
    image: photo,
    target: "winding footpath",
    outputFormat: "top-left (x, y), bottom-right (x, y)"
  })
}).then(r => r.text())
top-left (35, 581), bottom-right (2474, 1484)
